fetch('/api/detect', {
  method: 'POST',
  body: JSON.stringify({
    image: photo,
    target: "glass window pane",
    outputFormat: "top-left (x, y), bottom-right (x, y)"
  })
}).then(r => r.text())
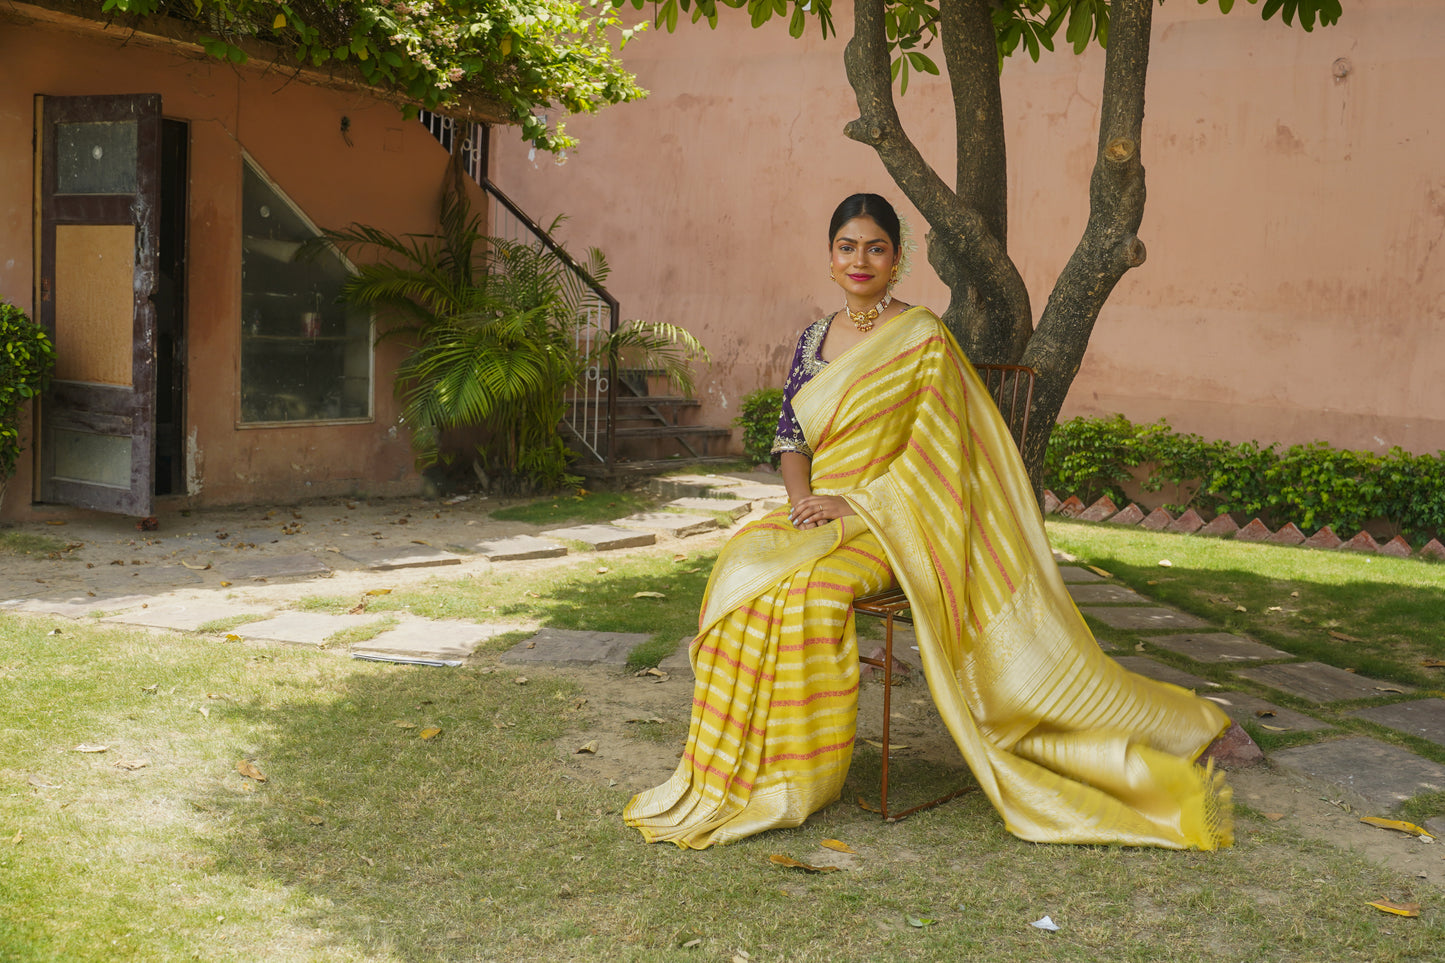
top-left (239, 159), bottom-right (372, 424)
top-left (55, 121), bottom-right (138, 195)
top-left (52, 429), bottom-right (131, 488)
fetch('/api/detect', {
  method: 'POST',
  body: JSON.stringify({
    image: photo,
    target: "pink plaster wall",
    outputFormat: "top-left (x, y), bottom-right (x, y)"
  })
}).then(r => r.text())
top-left (492, 0), bottom-right (1445, 456)
top-left (0, 14), bottom-right (472, 519)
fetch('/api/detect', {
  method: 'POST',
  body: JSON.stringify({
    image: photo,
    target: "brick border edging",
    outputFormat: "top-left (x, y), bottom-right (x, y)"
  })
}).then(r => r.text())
top-left (1044, 492), bottom-right (1445, 561)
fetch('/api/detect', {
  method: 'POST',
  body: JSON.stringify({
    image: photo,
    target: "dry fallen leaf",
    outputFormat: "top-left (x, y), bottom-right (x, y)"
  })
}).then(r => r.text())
top-left (71, 744), bottom-right (109, 753)
top-left (236, 760), bottom-right (267, 782)
top-left (365, 588), bottom-right (392, 596)
top-left (10, 830), bottom-right (22, 844)
top-left (419, 727), bottom-right (442, 741)
top-left (633, 591), bottom-right (667, 599)
top-left (1422, 660), bottom-right (1445, 669)
top-left (27, 776), bottom-right (62, 789)
top-left (768, 854), bottom-right (840, 873)
top-left (112, 758), bottom-right (150, 771)
top-left (514, 676), bottom-right (529, 685)
top-left (1366, 900), bottom-right (1420, 918)
top-left (1259, 724), bottom-right (1292, 732)
top-left (1375, 686), bottom-right (1405, 694)
top-left (681, 937), bottom-right (702, 948)
top-left (1263, 812), bottom-right (1286, 821)
top-left (1361, 816), bottom-right (1435, 839)
top-left (595, 567), bottom-right (608, 575)
top-left (856, 795), bottom-right (881, 813)
top-left (576, 740), bottom-right (599, 754)
top-left (307, 815), bottom-right (325, 826)
top-left (1255, 710), bottom-right (1276, 718)
top-left (179, 560), bottom-right (211, 571)
top-left (393, 721), bottom-right (418, 729)
top-left (821, 839), bottom-right (857, 854)
top-left (219, 581), bottom-right (232, 588)
top-left (863, 739), bottom-right (911, 751)
top-left (1087, 565), bottom-right (1112, 578)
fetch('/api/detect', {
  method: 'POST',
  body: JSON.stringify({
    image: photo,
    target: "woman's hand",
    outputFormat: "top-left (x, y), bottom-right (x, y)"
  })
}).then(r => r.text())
top-left (788, 494), bottom-right (855, 530)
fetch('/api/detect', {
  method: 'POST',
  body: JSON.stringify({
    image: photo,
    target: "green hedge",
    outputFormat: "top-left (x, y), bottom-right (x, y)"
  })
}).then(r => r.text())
top-left (1, 301), bottom-right (55, 484)
top-left (735, 387), bottom-right (784, 467)
top-left (1043, 414), bottom-right (1445, 540)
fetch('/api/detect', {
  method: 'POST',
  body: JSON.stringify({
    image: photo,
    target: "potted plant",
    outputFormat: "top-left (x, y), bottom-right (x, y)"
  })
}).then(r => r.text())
top-left (0, 301), bottom-right (56, 510)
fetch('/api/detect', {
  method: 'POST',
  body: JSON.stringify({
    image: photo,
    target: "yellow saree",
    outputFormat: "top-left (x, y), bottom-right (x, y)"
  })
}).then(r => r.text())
top-left (625, 307), bottom-right (1232, 850)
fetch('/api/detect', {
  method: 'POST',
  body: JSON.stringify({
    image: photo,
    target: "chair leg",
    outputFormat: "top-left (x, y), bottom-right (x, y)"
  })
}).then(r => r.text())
top-left (879, 612), bottom-right (893, 821)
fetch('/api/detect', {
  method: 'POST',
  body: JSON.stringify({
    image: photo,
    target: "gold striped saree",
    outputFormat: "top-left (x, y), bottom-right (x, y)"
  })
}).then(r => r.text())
top-left (625, 307), bottom-right (1231, 850)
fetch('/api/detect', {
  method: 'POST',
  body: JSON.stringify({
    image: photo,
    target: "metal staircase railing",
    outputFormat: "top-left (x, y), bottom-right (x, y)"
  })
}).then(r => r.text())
top-left (418, 112), bottom-right (618, 466)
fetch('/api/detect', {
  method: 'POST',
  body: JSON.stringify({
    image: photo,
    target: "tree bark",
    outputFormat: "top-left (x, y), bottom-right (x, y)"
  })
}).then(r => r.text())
top-left (842, 0), bottom-right (1031, 364)
top-left (842, 0), bottom-right (1155, 496)
top-left (1018, 0), bottom-right (1154, 485)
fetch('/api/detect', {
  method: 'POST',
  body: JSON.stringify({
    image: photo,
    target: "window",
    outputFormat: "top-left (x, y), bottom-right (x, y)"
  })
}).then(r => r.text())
top-left (239, 155), bottom-right (372, 424)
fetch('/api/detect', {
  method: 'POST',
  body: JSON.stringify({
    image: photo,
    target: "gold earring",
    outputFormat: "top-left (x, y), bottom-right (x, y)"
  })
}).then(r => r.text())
top-left (890, 265), bottom-right (899, 282)
top-left (829, 270), bottom-right (836, 281)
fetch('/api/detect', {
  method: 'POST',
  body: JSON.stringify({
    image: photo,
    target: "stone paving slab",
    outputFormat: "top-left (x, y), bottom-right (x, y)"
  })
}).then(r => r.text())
top-left (1238, 662), bottom-right (1412, 703)
top-left (1142, 632), bottom-right (1292, 664)
top-left (1113, 656), bottom-right (1222, 691)
top-left (665, 497), bottom-right (753, 521)
top-left (1066, 583), bottom-right (1146, 605)
top-left (501, 627), bottom-right (653, 666)
top-left (724, 484), bottom-right (789, 505)
top-left (613, 512), bottom-right (718, 538)
top-left (6, 594), bottom-right (152, 618)
top-left (1080, 606), bottom-right (1210, 631)
top-left (1350, 698), bottom-right (1445, 747)
top-left (1200, 691), bottom-right (1331, 732)
top-left (351, 618), bottom-right (504, 664)
top-left (658, 635), bottom-right (694, 672)
top-left (342, 545), bottom-right (465, 571)
top-left (542, 525), bottom-right (656, 551)
top-left (218, 553), bottom-right (332, 581)
top-left (103, 599), bottom-right (272, 631)
top-left (648, 474), bottom-right (742, 499)
top-left (94, 565), bottom-right (204, 587)
top-left (1270, 736), bottom-right (1445, 811)
top-left (465, 535), bottom-right (568, 562)
top-left (234, 612), bottom-right (385, 647)
top-left (1056, 565), bottom-right (1104, 583)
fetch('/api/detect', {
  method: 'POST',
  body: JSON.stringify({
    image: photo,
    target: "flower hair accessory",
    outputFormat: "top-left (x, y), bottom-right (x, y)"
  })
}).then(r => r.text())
top-left (893, 214), bottom-right (916, 286)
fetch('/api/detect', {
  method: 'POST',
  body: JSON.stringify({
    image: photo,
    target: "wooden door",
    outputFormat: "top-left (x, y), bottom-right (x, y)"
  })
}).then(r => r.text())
top-left (36, 94), bottom-right (161, 516)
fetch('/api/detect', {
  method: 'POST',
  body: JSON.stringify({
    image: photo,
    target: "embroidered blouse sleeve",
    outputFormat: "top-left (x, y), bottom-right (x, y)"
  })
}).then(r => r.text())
top-left (770, 319), bottom-right (829, 458)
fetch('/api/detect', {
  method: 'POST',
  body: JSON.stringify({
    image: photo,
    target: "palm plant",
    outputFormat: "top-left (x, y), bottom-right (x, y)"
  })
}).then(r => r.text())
top-left (325, 183), bottom-right (708, 492)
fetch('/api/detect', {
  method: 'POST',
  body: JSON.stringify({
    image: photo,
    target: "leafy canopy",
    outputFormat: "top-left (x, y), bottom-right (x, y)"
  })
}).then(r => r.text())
top-left (97, 0), bottom-right (646, 151)
top-left (620, 0), bottom-right (1343, 91)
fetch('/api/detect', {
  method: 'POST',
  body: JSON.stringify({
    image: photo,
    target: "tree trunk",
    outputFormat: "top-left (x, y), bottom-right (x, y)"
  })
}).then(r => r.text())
top-left (843, 0), bottom-right (1155, 495)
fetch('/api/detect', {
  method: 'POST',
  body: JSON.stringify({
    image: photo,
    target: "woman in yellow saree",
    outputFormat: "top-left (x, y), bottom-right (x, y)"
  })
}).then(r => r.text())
top-left (625, 195), bottom-right (1232, 851)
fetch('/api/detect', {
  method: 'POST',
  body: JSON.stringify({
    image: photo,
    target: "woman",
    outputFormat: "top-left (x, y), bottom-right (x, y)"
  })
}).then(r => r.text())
top-left (625, 194), bottom-right (1232, 851)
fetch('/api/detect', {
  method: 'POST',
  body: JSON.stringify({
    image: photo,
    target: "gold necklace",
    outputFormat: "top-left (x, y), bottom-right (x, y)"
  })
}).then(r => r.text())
top-left (844, 292), bottom-right (892, 332)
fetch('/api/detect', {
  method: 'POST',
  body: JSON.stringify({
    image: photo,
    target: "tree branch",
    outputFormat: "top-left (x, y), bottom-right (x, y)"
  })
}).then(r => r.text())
top-left (843, 0), bottom-right (1031, 362)
top-left (1020, 0), bottom-right (1154, 476)
top-left (941, 0), bottom-right (1007, 247)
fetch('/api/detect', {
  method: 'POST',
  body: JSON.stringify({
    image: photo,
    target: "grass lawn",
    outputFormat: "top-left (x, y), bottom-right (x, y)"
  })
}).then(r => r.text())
top-left (6, 521), bottom-right (1445, 961)
top-left (4, 613), bottom-right (1443, 962)
top-left (486, 489), bottom-right (658, 526)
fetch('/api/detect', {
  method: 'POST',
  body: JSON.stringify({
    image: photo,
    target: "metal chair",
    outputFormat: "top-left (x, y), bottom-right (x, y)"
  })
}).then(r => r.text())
top-left (853, 363), bottom-right (1037, 820)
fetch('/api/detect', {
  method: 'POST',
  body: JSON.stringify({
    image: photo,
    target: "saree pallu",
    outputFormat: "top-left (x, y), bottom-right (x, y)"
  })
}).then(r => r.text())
top-left (625, 307), bottom-right (1232, 850)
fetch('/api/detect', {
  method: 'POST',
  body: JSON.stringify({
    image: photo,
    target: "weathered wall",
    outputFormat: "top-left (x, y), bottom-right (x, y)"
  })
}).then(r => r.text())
top-left (492, 0), bottom-right (1445, 456)
top-left (0, 11), bottom-right (469, 520)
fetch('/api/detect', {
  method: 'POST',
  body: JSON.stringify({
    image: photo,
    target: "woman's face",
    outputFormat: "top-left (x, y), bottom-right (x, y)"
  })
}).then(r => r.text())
top-left (830, 215), bottom-right (899, 303)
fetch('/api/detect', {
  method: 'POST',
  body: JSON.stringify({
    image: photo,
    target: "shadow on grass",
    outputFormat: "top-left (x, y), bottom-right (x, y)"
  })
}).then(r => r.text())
top-left (195, 662), bottom-right (646, 960)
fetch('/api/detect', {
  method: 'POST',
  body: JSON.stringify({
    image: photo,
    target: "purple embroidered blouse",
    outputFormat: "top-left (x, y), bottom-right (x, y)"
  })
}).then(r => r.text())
top-left (770, 317), bottom-right (833, 458)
